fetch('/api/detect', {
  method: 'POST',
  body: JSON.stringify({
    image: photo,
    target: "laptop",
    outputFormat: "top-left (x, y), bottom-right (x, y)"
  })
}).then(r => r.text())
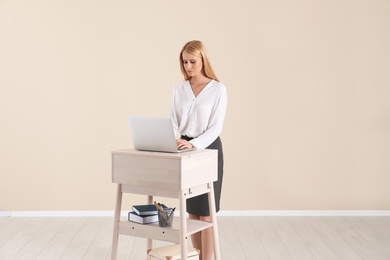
top-left (128, 116), bottom-right (196, 153)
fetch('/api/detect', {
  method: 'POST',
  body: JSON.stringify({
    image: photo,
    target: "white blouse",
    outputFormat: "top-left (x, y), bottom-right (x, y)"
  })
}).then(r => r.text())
top-left (170, 80), bottom-right (227, 148)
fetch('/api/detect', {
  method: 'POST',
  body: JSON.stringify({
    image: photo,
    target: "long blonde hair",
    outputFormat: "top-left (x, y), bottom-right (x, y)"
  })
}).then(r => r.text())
top-left (179, 40), bottom-right (219, 81)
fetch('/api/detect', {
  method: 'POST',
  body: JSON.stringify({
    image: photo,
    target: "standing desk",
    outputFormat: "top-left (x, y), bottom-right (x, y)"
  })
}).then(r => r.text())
top-left (111, 149), bottom-right (221, 260)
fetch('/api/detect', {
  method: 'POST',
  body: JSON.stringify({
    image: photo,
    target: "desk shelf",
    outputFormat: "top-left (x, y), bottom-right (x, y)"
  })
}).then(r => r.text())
top-left (111, 149), bottom-right (221, 260)
top-left (118, 218), bottom-right (213, 244)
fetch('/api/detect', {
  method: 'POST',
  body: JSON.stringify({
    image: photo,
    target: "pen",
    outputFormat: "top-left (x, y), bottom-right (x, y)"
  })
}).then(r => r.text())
top-left (154, 201), bottom-right (167, 220)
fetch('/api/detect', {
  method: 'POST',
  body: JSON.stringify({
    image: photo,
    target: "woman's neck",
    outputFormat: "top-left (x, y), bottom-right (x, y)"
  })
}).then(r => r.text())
top-left (189, 75), bottom-right (210, 85)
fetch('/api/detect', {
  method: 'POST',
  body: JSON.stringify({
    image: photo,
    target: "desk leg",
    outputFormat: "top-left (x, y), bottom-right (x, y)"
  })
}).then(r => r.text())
top-left (111, 184), bottom-right (122, 260)
top-left (208, 183), bottom-right (221, 260)
top-left (147, 195), bottom-right (153, 254)
top-left (180, 191), bottom-right (188, 260)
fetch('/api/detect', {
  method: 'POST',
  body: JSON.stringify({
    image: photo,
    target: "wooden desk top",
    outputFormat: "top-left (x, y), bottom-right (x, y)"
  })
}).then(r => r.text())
top-left (112, 148), bottom-right (216, 160)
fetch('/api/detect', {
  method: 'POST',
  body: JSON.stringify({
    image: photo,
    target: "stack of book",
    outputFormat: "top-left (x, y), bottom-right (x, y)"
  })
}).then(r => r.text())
top-left (128, 204), bottom-right (167, 224)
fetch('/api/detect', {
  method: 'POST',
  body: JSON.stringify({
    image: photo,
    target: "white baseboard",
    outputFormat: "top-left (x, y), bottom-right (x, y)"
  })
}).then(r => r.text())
top-left (217, 210), bottom-right (390, 216)
top-left (2, 210), bottom-right (390, 217)
top-left (6, 211), bottom-right (116, 217)
top-left (0, 211), bottom-right (11, 217)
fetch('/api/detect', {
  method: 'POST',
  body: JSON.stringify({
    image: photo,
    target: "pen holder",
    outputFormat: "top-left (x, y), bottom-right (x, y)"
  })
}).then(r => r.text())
top-left (158, 208), bottom-right (174, 228)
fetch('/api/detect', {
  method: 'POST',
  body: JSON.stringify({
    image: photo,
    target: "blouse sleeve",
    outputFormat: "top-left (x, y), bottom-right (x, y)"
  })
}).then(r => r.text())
top-left (190, 84), bottom-right (227, 148)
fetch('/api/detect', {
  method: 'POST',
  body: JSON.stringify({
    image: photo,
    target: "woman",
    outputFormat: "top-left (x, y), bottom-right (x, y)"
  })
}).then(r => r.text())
top-left (170, 40), bottom-right (227, 260)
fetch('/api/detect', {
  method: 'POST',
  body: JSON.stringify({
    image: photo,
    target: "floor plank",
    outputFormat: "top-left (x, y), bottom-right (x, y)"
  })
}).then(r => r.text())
top-left (350, 217), bottom-right (390, 258)
top-left (59, 217), bottom-right (102, 259)
top-left (0, 218), bottom-right (31, 249)
top-left (0, 217), bottom-right (12, 230)
top-left (362, 217), bottom-right (390, 243)
top-left (0, 216), bottom-right (389, 260)
top-left (0, 218), bottom-right (47, 259)
top-left (287, 217), bottom-right (338, 260)
top-left (13, 218), bottom-right (69, 260)
top-left (36, 217), bottom-right (87, 260)
top-left (129, 237), bottom-right (148, 260)
top-left (324, 216), bottom-right (386, 260)
top-left (110, 235), bottom-right (135, 260)
top-left (217, 216), bottom-right (246, 260)
top-left (271, 217), bottom-right (315, 259)
top-left (305, 217), bottom-right (363, 259)
top-left (83, 218), bottom-right (112, 260)
top-left (376, 216), bottom-right (390, 227)
top-left (234, 216), bottom-right (268, 260)
top-left (251, 217), bottom-right (293, 260)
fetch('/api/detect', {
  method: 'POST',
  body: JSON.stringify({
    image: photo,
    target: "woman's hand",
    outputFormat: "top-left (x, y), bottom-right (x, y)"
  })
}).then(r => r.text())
top-left (176, 139), bottom-right (194, 149)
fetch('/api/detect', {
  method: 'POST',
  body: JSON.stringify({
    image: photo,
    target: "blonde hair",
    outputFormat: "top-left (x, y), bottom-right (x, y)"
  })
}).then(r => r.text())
top-left (179, 40), bottom-right (219, 81)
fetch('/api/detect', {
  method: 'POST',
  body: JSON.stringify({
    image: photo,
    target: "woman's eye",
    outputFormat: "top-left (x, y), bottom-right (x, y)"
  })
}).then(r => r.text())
top-left (190, 61), bottom-right (196, 64)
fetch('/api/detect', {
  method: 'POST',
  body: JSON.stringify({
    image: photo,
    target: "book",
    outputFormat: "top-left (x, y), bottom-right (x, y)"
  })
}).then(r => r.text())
top-left (132, 204), bottom-right (167, 216)
top-left (128, 211), bottom-right (158, 224)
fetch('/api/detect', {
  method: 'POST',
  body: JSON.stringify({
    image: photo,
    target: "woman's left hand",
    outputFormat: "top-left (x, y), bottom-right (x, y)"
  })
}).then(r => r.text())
top-left (176, 139), bottom-right (194, 149)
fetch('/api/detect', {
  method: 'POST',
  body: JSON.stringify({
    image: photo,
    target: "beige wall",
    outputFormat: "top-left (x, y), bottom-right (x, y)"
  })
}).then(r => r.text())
top-left (1, 0), bottom-right (389, 211)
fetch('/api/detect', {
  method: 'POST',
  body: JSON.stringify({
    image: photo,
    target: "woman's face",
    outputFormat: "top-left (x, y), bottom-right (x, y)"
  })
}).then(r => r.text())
top-left (182, 51), bottom-right (203, 78)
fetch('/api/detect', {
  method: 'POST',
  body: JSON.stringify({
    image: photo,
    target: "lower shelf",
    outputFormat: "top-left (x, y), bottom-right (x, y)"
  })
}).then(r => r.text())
top-left (118, 217), bottom-right (213, 243)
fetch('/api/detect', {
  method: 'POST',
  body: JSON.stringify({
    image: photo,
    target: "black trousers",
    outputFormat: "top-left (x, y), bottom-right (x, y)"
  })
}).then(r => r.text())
top-left (181, 136), bottom-right (224, 216)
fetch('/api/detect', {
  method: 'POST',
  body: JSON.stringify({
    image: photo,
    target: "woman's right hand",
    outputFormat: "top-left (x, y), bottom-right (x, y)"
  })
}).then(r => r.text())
top-left (176, 139), bottom-right (194, 149)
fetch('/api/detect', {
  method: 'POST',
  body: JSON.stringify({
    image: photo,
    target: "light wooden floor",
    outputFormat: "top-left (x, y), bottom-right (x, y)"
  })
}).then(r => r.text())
top-left (1, 216), bottom-right (390, 259)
